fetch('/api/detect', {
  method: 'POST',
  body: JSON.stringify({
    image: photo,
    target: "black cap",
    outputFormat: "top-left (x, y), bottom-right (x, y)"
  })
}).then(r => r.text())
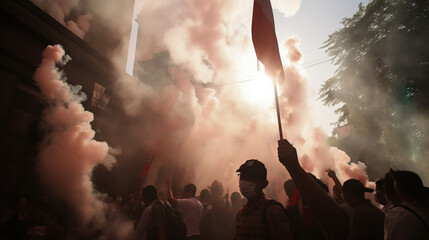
top-left (236, 159), bottom-right (267, 180)
top-left (343, 179), bottom-right (374, 195)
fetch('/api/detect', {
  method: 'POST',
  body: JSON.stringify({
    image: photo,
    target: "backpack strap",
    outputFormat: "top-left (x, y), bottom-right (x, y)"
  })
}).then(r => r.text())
top-left (160, 200), bottom-right (169, 209)
top-left (262, 199), bottom-right (285, 240)
top-left (399, 205), bottom-right (429, 233)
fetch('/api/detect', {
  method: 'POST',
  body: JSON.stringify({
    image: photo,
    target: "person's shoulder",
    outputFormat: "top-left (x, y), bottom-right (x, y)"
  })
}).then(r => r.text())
top-left (365, 201), bottom-right (384, 215)
top-left (385, 205), bottom-right (407, 222)
top-left (177, 198), bottom-right (189, 203)
top-left (152, 201), bottom-right (167, 213)
top-left (399, 203), bottom-right (429, 222)
top-left (264, 199), bottom-right (283, 207)
top-left (387, 204), bottom-right (429, 235)
top-left (386, 205), bottom-right (403, 213)
top-left (178, 197), bottom-right (201, 205)
top-left (188, 197), bottom-right (202, 204)
top-left (354, 204), bottom-right (384, 220)
top-left (191, 197), bottom-right (203, 208)
top-left (266, 204), bottom-right (285, 214)
top-left (403, 202), bottom-right (429, 212)
top-left (264, 200), bottom-right (290, 227)
top-left (387, 204), bottom-right (424, 224)
top-left (340, 203), bottom-right (354, 218)
top-left (264, 199), bottom-right (285, 215)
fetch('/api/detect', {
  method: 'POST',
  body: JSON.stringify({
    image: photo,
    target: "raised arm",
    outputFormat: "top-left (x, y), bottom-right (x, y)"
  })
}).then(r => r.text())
top-left (277, 139), bottom-right (349, 238)
top-left (327, 169), bottom-right (345, 204)
top-left (166, 178), bottom-right (178, 206)
top-left (327, 169), bottom-right (343, 192)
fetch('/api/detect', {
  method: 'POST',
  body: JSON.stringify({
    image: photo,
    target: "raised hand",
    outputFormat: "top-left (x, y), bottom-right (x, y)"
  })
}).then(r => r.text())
top-left (327, 169), bottom-right (337, 179)
top-left (277, 139), bottom-right (299, 170)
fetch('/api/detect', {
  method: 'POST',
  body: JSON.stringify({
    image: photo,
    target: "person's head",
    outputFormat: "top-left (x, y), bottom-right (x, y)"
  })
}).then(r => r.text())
top-left (236, 159), bottom-right (268, 200)
top-left (392, 170), bottom-right (424, 203)
top-left (142, 185), bottom-right (158, 205)
top-left (342, 179), bottom-right (373, 206)
top-left (283, 179), bottom-right (294, 199)
top-left (374, 178), bottom-right (388, 205)
top-left (231, 192), bottom-right (242, 209)
top-left (183, 183), bottom-right (197, 198)
top-left (384, 171), bottom-right (401, 205)
top-left (199, 189), bottom-right (211, 203)
top-left (209, 180), bottom-right (223, 198)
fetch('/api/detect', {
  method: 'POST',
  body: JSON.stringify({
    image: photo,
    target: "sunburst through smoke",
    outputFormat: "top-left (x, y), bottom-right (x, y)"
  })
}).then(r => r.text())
top-left (31, 0), bottom-right (375, 234)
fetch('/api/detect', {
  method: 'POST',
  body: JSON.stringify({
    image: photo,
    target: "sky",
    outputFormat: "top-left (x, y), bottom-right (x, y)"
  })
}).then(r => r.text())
top-left (273, 0), bottom-right (370, 134)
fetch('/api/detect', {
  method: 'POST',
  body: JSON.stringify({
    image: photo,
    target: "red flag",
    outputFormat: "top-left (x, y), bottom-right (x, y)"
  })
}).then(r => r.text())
top-left (252, 0), bottom-right (285, 139)
top-left (252, 0), bottom-right (283, 76)
top-left (140, 155), bottom-right (153, 179)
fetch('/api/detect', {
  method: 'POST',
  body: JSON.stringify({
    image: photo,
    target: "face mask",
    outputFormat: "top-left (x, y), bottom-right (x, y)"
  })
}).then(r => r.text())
top-left (239, 180), bottom-right (258, 199)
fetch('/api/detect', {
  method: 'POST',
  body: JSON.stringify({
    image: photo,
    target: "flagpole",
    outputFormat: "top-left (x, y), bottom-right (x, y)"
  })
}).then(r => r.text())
top-left (251, 0), bottom-right (285, 140)
top-left (273, 69), bottom-right (284, 140)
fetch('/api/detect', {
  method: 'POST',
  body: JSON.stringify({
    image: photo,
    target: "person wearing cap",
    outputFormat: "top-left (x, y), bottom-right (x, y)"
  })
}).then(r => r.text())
top-left (341, 179), bottom-right (384, 240)
top-left (234, 159), bottom-right (293, 240)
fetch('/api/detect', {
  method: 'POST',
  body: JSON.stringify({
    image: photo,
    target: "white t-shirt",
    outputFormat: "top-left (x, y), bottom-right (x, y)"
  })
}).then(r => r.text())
top-left (177, 197), bottom-right (203, 237)
top-left (135, 203), bottom-right (153, 240)
top-left (384, 203), bottom-right (429, 240)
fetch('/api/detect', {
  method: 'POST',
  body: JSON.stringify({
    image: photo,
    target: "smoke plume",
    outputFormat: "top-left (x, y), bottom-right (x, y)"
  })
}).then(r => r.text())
top-left (107, 0), bottom-right (371, 203)
top-left (31, 0), bottom-right (375, 206)
top-left (32, 45), bottom-right (132, 237)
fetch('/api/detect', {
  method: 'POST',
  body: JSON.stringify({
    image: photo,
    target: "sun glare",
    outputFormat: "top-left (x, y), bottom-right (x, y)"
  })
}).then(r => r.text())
top-left (240, 71), bottom-right (274, 108)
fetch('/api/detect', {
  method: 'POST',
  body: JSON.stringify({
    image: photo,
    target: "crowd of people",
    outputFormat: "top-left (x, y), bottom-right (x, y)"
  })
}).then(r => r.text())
top-left (1, 139), bottom-right (429, 239)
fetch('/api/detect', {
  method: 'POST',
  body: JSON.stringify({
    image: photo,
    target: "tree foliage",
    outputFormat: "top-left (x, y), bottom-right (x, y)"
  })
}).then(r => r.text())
top-left (321, 0), bottom-right (429, 179)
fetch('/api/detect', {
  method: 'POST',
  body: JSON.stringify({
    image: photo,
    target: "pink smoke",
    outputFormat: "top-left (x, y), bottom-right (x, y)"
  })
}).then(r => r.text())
top-left (111, 1), bottom-right (372, 204)
top-left (33, 45), bottom-right (132, 236)
top-left (278, 36), bottom-right (369, 189)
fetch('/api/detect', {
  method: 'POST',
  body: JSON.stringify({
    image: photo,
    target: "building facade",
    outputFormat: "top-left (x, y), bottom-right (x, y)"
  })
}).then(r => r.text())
top-left (0, 0), bottom-right (118, 211)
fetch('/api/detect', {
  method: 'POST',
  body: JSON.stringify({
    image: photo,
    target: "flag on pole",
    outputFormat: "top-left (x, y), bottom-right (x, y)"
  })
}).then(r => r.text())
top-left (251, 0), bottom-right (285, 139)
top-left (251, 0), bottom-right (283, 77)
